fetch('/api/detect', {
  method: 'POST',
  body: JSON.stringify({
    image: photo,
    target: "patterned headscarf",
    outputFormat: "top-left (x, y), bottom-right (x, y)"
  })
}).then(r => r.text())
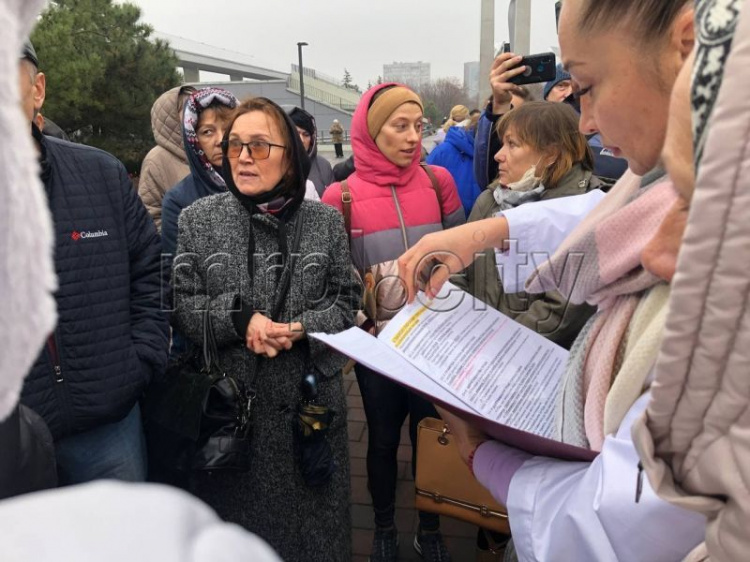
top-left (182, 87), bottom-right (238, 188)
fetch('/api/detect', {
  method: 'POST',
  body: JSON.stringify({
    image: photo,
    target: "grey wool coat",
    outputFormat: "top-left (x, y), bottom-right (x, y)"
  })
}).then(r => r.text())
top-left (172, 194), bottom-right (358, 562)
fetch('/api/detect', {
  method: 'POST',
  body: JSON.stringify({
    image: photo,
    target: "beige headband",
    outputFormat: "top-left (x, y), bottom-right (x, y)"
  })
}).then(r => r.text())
top-left (367, 87), bottom-right (424, 140)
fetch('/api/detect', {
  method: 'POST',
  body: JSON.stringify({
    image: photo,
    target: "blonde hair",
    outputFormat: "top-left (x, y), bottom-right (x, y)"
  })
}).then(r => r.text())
top-left (442, 104), bottom-right (470, 132)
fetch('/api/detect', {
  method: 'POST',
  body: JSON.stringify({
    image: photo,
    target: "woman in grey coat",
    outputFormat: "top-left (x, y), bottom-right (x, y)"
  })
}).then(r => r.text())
top-left (172, 97), bottom-right (358, 561)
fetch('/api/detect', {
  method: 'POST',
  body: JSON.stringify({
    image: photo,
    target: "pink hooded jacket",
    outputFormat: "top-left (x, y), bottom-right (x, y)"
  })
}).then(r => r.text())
top-left (322, 83), bottom-right (464, 328)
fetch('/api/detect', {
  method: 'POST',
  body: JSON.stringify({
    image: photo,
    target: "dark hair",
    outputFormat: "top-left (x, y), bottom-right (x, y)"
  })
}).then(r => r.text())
top-left (369, 84), bottom-right (396, 107)
top-left (576, 0), bottom-right (691, 43)
top-left (224, 97), bottom-right (296, 191)
top-left (199, 100), bottom-right (235, 126)
top-left (514, 86), bottom-right (532, 101)
top-left (177, 85), bottom-right (197, 114)
top-left (497, 101), bottom-right (594, 188)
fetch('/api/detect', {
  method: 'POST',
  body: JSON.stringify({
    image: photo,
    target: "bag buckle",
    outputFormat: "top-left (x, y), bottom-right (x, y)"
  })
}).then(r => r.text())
top-left (246, 388), bottom-right (257, 412)
top-left (438, 424), bottom-right (450, 446)
top-left (341, 191), bottom-right (352, 204)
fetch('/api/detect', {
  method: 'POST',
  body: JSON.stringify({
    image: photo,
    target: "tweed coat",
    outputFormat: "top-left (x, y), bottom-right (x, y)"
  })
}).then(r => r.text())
top-left (172, 194), bottom-right (358, 561)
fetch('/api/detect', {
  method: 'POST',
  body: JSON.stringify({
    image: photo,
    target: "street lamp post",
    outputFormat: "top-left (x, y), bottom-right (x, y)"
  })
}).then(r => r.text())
top-left (297, 42), bottom-right (308, 110)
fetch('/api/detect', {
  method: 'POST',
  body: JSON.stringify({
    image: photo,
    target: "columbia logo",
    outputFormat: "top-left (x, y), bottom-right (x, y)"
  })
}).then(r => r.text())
top-left (71, 229), bottom-right (109, 241)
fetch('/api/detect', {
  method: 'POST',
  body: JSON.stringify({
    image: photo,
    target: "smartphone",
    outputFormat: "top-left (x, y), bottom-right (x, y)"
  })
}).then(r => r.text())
top-left (494, 42), bottom-right (511, 58)
top-left (508, 52), bottom-right (557, 85)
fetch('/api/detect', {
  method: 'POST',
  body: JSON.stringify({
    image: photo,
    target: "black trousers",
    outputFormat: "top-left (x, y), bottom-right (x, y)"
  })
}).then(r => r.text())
top-left (355, 363), bottom-right (440, 531)
top-left (334, 143), bottom-right (344, 158)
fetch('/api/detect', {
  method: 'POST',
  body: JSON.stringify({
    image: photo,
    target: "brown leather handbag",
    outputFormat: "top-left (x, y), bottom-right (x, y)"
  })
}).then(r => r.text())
top-left (415, 417), bottom-right (510, 534)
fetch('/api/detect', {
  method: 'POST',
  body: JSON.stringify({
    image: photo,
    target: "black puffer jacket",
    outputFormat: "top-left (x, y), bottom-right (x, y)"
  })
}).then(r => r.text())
top-left (21, 129), bottom-right (169, 439)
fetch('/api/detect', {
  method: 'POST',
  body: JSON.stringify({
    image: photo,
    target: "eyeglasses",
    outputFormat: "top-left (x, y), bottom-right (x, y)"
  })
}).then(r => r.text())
top-left (222, 139), bottom-right (286, 160)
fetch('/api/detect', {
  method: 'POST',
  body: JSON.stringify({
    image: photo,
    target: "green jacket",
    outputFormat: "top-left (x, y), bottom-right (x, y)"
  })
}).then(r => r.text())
top-left (452, 164), bottom-right (599, 349)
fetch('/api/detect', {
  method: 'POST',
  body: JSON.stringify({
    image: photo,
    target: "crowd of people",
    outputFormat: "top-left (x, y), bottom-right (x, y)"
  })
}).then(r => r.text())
top-left (2, 0), bottom-right (750, 561)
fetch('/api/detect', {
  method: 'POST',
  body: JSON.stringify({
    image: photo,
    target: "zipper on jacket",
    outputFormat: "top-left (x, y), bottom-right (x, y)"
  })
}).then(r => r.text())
top-left (47, 333), bottom-right (63, 383)
top-left (390, 185), bottom-right (409, 251)
top-left (635, 461), bottom-right (644, 503)
top-left (46, 330), bottom-right (75, 436)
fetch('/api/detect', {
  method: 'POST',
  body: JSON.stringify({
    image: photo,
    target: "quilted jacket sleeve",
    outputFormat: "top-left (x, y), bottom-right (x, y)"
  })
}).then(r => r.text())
top-left (121, 164), bottom-right (170, 383)
top-left (138, 151), bottom-right (168, 231)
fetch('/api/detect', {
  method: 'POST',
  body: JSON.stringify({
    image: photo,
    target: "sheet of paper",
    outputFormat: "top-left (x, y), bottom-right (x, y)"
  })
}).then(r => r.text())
top-left (312, 327), bottom-right (595, 462)
top-left (312, 328), bottom-right (480, 415)
top-left (377, 283), bottom-right (568, 439)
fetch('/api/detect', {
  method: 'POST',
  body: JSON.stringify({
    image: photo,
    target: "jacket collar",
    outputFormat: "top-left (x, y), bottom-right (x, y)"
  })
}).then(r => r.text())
top-left (445, 126), bottom-right (475, 156)
top-left (32, 123), bottom-right (52, 184)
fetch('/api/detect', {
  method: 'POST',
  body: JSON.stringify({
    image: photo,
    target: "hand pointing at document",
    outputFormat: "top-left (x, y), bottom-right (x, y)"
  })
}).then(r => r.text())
top-left (397, 217), bottom-right (512, 303)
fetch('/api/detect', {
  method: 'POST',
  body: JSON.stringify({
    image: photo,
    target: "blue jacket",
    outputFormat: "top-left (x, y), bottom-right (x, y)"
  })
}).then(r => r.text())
top-left (474, 109), bottom-right (498, 190)
top-left (427, 127), bottom-right (481, 213)
top-left (22, 131), bottom-right (169, 439)
top-left (161, 134), bottom-right (226, 260)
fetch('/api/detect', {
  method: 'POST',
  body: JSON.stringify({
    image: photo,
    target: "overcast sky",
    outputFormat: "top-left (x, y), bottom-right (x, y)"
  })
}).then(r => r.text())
top-left (123, 0), bottom-right (560, 86)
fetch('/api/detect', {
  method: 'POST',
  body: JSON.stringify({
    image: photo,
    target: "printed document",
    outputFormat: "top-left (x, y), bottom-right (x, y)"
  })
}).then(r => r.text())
top-left (313, 282), bottom-right (568, 440)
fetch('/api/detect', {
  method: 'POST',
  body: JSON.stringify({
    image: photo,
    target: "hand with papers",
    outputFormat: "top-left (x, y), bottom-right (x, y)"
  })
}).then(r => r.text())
top-left (312, 283), bottom-right (595, 462)
top-left (398, 217), bottom-right (511, 302)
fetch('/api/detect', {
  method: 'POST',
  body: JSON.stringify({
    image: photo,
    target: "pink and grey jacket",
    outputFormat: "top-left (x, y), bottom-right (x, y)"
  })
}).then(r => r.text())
top-left (322, 83), bottom-right (464, 328)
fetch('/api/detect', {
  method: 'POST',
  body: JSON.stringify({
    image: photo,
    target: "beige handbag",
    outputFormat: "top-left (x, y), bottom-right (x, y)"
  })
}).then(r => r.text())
top-left (415, 417), bottom-right (510, 534)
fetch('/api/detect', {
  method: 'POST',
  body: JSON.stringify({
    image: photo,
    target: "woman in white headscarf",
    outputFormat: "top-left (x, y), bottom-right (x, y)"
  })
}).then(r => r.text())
top-left (632, 1), bottom-right (750, 560)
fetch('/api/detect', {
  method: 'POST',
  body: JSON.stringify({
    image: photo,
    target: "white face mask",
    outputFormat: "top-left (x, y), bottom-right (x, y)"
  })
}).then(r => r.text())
top-left (506, 164), bottom-right (542, 192)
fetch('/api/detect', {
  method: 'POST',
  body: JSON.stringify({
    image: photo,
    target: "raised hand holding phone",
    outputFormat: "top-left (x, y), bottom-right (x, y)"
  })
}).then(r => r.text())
top-left (489, 53), bottom-right (528, 114)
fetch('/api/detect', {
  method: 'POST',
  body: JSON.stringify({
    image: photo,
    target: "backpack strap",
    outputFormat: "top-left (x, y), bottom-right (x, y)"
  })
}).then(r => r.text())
top-left (341, 179), bottom-right (352, 246)
top-left (420, 163), bottom-right (443, 211)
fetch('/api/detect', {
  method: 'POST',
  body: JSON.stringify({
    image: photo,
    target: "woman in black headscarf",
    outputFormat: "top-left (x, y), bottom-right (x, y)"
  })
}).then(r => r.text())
top-left (171, 97), bottom-right (358, 561)
top-left (285, 105), bottom-right (335, 197)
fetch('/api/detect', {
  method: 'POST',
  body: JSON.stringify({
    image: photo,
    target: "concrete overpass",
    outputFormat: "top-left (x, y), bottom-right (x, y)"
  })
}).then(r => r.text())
top-left (154, 32), bottom-right (288, 82)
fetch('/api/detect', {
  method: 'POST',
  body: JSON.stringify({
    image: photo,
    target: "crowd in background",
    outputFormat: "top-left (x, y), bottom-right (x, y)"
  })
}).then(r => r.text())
top-left (2, 1), bottom-right (750, 562)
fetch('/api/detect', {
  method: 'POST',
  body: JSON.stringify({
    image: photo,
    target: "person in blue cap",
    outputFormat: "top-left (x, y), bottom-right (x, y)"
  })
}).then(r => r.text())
top-left (542, 64), bottom-right (573, 102)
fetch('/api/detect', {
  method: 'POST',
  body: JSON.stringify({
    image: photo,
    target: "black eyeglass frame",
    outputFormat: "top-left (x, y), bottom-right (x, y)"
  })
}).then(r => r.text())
top-left (221, 139), bottom-right (286, 161)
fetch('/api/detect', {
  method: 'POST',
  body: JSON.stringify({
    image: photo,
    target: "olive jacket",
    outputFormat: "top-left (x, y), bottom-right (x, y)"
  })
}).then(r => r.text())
top-left (452, 164), bottom-right (600, 349)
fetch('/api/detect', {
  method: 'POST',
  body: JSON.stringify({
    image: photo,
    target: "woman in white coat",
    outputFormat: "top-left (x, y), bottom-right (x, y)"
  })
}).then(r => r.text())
top-left (399, 1), bottom-right (708, 560)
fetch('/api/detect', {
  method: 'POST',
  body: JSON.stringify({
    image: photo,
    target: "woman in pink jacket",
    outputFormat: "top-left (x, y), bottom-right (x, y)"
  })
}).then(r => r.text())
top-left (322, 83), bottom-right (464, 562)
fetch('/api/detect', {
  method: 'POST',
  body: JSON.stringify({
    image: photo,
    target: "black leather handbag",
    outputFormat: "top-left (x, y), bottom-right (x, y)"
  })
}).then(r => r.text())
top-left (143, 308), bottom-right (255, 474)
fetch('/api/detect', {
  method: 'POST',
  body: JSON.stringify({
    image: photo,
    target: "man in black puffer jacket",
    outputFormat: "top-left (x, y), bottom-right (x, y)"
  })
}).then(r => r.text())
top-left (18, 42), bottom-right (169, 485)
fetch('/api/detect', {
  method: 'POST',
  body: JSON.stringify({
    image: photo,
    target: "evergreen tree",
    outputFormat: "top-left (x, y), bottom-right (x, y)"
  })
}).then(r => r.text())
top-left (31, 0), bottom-right (181, 171)
top-left (342, 68), bottom-right (354, 90)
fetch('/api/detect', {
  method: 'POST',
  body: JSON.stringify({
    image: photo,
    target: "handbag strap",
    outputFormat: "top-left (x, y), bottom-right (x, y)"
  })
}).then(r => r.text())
top-left (269, 206), bottom-right (305, 322)
top-left (202, 307), bottom-right (222, 374)
top-left (420, 163), bottom-right (443, 211)
top-left (340, 179), bottom-right (352, 248)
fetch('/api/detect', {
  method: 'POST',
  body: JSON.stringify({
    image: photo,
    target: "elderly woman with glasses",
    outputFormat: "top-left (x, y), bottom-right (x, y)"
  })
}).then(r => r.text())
top-left (171, 97), bottom-right (358, 562)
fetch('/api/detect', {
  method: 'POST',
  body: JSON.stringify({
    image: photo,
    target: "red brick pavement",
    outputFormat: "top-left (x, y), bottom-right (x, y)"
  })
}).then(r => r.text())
top-left (344, 370), bottom-right (479, 561)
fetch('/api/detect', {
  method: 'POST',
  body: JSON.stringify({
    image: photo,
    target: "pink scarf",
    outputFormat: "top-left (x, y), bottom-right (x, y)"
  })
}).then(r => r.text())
top-left (527, 170), bottom-right (676, 450)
